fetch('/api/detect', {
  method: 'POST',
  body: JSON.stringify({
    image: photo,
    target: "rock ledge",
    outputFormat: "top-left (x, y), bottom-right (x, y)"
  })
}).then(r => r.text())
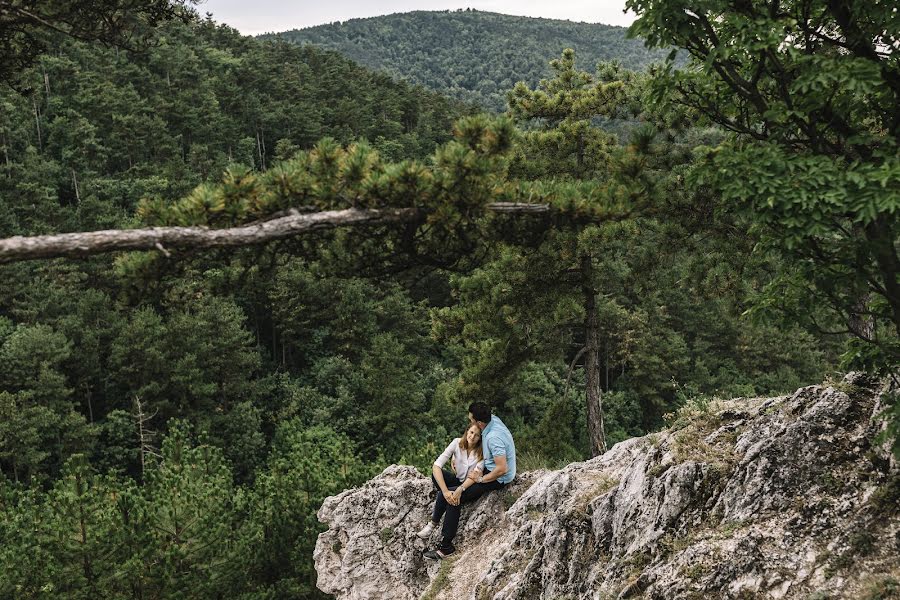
top-left (314, 375), bottom-right (899, 599)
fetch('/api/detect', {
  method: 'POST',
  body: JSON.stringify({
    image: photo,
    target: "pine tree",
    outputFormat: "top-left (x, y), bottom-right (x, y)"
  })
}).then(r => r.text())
top-left (507, 48), bottom-right (625, 179)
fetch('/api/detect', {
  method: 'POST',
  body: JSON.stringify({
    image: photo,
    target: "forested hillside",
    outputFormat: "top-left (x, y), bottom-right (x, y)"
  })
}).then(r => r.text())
top-left (2, 1), bottom-right (897, 598)
top-left (265, 10), bottom-right (670, 111)
top-left (0, 16), bottom-right (466, 237)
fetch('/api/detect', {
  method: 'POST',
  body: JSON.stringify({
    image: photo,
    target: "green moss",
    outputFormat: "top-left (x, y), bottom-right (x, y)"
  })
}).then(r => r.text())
top-left (647, 462), bottom-right (670, 479)
top-left (499, 488), bottom-right (521, 511)
top-left (498, 479), bottom-right (537, 511)
top-left (622, 549), bottom-right (653, 578)
top-left (669, 426), bottom-right (738, 477)
top-left (681, 562), bottom-right (707, 580)
top-left (860, 574), bottom-right (900, 600)
top-left (826, 526), bottom-right (879, 576)
top-left (848, 530), bottom-right (877, 557)
top-left (379, 527), bottom-right (393, 543)
top-left (818, 472), bottom-right (846, 494)
top-left (717, 519), bottom-right (746, 536)
top-left (422, 556), bottom-right (458, 600)
top-left (823, 376), bottom-right (865, 400)
top-left (870, 477), bottom-right (900, 515)
top-left (526, 506), bottom-right (545, 520)
top-left (656, 532), bottom-right (693, 558)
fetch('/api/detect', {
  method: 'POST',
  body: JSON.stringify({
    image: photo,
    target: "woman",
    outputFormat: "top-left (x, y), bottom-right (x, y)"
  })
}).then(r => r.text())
top-left (416, 423), bottom-right (484, 539)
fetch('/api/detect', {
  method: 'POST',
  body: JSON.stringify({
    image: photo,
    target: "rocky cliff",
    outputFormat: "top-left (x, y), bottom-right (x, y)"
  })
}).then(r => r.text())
top-left (313, 374), bottom-right (900, 599)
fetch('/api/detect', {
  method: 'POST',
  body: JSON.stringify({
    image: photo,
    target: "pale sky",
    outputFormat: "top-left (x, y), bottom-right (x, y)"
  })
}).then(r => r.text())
top-left (196, 1), bottom-right (636, 35)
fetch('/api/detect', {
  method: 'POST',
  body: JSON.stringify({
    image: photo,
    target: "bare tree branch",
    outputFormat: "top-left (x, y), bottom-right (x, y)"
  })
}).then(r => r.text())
top-left (562, 345), bottom-right (587, 401)
top-left (0, 203), bottom-right (555, 264)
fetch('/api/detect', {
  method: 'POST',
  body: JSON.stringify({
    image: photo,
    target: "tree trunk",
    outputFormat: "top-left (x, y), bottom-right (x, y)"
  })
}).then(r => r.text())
top-left (576, 131), bottom-right (584, 174)
top-left (865, 215), bottom-right (900, 339)
top-left (256, 127), bottom-right (265, 171)
top-left (71, 169), bottom-right (80, 205)
top-left (261, 128), bottom-right (267, 170)
top-left (271, 318), bottom-right (277, 363)
top-left (75, 471), bottom-right (96, 591)
top-left (42, 63), bottom-right (51, 100)
top-left (84, 384), bottom-right (93, 423)
top-left (848, 293), bottom-right (875, 341)
top-left (604, 347), bottom-right (609, 392)
top-left (2, 133), bottom-right (9, 169)
top-left (32, 96), bottom-right (42, 152)
top-left (581, 254), bottom-right (606, 457)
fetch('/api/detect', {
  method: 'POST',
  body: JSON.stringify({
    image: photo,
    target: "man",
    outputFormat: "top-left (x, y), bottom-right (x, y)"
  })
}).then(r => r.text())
top-left (424, 402), bottom-right (516, 560)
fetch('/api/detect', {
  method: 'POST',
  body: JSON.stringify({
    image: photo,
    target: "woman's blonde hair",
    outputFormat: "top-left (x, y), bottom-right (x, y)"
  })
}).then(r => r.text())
top-left (458, 423), bottom-right (483, 461)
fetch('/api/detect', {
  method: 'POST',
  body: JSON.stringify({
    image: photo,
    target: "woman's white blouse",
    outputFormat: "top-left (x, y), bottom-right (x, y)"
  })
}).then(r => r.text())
top-left (434, 438), bottom-right (484, 481)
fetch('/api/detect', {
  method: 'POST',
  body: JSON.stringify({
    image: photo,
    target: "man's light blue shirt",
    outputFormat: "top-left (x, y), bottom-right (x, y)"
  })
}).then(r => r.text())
top-left (482, 415), bottom-right (516, 484)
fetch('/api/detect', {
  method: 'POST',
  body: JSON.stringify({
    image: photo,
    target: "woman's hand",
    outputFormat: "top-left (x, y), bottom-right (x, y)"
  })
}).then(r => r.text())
top-left (449, 487), bottom-right (463, 505)
top-left (442, 489), bottom-right (455, 504)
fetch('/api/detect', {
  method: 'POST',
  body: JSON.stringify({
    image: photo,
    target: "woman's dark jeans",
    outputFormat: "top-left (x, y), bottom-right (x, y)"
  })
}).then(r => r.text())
top-left (430, 469), bottom-right (504, 552)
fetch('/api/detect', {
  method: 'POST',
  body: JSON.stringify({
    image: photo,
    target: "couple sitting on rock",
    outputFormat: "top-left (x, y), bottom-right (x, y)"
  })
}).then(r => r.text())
top-left (417, 402), bottom-right (516, 560)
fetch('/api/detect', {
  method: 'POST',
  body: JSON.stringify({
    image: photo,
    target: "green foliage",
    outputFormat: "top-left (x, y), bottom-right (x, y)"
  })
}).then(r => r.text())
top-left (629, 0), bottom-right (900, 448)
top-left (421, 554), bottom-right (458, 600)
top-left (242, 422), bottom-right (373, 597)
top-left (0, 323), bottom-right (95, 483)
top-left (0, 423), bottom-right (356, 599)
top-left (141, 422), bottom-right (242, 596)
top-left (108, 295), bottom-right (261, 424)
top-left (629, 0), bottom-right (900, 365)
top-left (0, 0), bottom-right (195, 84)
top-left (268, 10), bottom-right (669, 111)
top-left (860, 574), bottom-right (900, 600)
top-left (94, 409), bottom-right (140, 476)
top-left (136, 114), bottom-right (515, 236)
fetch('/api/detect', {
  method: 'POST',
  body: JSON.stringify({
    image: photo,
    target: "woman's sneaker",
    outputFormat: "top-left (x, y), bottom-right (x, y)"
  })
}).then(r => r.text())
top-left (423, 546), bottom-right (454, 560)
top-left (416, 522), bottom-right (436, 539)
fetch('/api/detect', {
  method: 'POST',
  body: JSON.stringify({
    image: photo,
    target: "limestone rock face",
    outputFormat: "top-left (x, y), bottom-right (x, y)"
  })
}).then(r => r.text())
top-left (314, 375), bottom-right (900, 599)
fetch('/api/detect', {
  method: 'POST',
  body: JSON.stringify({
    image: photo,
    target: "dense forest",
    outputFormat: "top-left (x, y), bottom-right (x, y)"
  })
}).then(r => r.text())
top-left (0, 17), bottom-right (468, 241)
top-left (265, 10), bottom-right (670, 111)
top-left (1, 2), bottom-right (897, 599)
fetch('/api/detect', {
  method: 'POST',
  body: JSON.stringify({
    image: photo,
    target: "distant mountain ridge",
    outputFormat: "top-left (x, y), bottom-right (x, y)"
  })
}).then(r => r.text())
top-left (261, 10), bottom-right (668, 111)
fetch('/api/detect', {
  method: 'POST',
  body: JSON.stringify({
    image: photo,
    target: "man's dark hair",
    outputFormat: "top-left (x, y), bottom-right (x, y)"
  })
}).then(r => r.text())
top-left (468, 402), bottom-right (491, 424)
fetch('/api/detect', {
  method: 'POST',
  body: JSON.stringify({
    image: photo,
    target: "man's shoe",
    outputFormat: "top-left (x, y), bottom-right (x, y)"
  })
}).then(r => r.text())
top-left (424, 547), bottom-right (454, 560)
top-left (416, 522), bottom-right (436, 539)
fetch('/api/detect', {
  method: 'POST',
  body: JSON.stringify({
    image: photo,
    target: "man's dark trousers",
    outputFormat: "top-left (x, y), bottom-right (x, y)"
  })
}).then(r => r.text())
top-left (431, 469), bottom-right (503, 553)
